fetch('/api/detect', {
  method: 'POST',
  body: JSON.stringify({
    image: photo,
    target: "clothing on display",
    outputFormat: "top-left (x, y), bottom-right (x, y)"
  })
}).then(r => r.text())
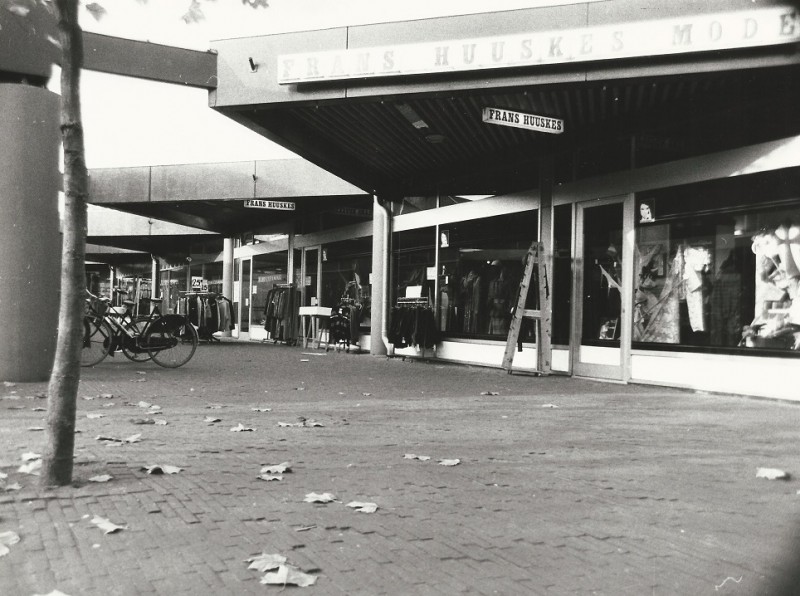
top-left (177, 293), bottom-right (234, 340)
top-left (389, 304), bottom-right (439, 350)
top-left (262, 285), bottom-right (299, 343)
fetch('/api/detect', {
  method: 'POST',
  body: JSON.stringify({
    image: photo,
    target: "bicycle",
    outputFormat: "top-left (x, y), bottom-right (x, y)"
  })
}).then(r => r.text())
top-left (81, 289), bottom-right (199, 368)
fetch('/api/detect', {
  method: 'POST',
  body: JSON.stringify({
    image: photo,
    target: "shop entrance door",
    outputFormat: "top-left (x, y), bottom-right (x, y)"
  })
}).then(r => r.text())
top-left (572, 197), bottom-right (632, 381)
top-left (301, 247), bottom-right (321, 307)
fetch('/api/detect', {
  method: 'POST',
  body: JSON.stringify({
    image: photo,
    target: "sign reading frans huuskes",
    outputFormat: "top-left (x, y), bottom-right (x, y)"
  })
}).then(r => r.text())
top-left (244, 200), bottom-right (296, 210)
top-left (482, 107), bottom-right (564, 135)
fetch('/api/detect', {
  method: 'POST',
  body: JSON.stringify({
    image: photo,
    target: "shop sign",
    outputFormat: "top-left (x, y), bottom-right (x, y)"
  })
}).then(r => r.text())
top-left (482, 107), bottom-right (564, 135)
top-left (278, 7), bottom-right (800, 84)
top-left (335, 207), bottom-right (373, 217)
top-left (257, 274), bottom-right (285, 283)
top-left (244, 200), bottom-right (296, 211)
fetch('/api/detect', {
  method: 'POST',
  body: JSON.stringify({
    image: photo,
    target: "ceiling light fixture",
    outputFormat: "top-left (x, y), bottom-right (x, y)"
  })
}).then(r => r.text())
top-left (396, 103), bottom-right (429, 129)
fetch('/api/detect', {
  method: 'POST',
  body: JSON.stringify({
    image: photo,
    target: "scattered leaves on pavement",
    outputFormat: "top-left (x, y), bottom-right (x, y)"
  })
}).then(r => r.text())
top-left (95, 433), bottom-right (142, 444)
top-left (304, 492), bottom-right (336, 503)
top-left (756, 467), bottom-right (790, 480)
top-left (246, 552), bottom-right (287, 572)
top-left (261, 564), bottom-right (317, 587)
top-left (346, 501), bottom-right (378, 513)
top-left (251, 407), bottom-right (272, 412)
top-left (204, 416), bottom-right (221, 423)
top-left (230, 423), bottom-right (255, 432)
top-left (258, 474), bottom-right (283, 481)
top-left (89, 475), bottom-right (113, 483)
top-left (141, 465), bottom-right (183, 475)
top-left (278, 419), bottom-right (323, 428)
top-left (18, 459), bottom-right (42, 475)
top-left (480, 391), bottom-right (499, 396)
top-left (438, 459), bottom-right (461, 467)
top-left (0, 530), bottom-right (20, 557)
top-left (261, 462), bottom-right (291, 475)
top-left (403, 454), bottom-right (431, 461)
top-left (90, 515), bottom-right (127, 534)
top-left (86, 413), bottom-right (105, 419)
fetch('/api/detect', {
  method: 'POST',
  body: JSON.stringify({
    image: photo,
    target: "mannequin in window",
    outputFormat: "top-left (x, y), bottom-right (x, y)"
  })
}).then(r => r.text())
top-left (487, 260), bottom-right (512, 335)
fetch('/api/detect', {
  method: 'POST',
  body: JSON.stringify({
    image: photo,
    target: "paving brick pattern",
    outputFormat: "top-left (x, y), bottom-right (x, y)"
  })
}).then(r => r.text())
top-left (2, 342), bottom-right (800, 595)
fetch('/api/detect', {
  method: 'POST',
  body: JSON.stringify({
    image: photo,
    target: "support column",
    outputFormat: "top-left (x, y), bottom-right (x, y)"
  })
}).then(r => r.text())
top-left (370, 195), bottom-right (390, 356)
top-left (539, 156), bottom-right (554, 373)
top-left (0, 85), bottom-right (61, 381)
top-left (221, 237), bottom-right (234, 337)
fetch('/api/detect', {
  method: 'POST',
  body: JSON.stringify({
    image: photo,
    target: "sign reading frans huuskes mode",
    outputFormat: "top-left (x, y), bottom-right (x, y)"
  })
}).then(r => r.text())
top-left (244, 200), bottom-right (296, 210)
top-left (483, 107), bottom-right (564, 135)
top-left (278, 7), bottom-right (800, 84)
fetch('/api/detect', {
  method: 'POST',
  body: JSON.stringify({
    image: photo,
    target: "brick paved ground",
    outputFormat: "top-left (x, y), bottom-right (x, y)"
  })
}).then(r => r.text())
top-left (2, 342), bottom-right (800, 595)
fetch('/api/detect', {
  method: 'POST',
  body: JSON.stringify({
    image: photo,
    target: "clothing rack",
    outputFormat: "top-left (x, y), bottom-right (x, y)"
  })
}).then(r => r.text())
top-left (261, 283), bottom-right (299, 346)
top-left (389, 297), bottom-right (438, 358)
top-left (177, 292), bottom-right (234, 341)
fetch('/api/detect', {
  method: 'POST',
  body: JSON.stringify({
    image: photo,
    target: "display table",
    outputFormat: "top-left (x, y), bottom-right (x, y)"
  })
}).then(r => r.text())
top-left (298, 306), bottom-right (332, 349)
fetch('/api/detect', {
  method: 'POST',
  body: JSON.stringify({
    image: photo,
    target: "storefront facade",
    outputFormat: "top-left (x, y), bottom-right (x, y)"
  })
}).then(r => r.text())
top-left (202, 1), bottom-right (800, 399)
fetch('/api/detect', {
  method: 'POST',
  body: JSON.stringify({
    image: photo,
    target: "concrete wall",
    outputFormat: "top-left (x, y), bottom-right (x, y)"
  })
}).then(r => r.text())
top-left (0, 85), bottom-right (61, 381)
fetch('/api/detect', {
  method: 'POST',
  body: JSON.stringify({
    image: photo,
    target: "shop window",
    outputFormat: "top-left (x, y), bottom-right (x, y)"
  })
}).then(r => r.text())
top-left (251, 252), bottom-right (289, 325)
top-left (438, 212), bottom-right (538, 340)
top-left (320, 237), bottom-right (372, 328)
top-left (634, 170), bottom-right (800, 356)
top-left (551, 204), bottom-right (573, 345)
top-left (393, 227), bottom-right (436, 305)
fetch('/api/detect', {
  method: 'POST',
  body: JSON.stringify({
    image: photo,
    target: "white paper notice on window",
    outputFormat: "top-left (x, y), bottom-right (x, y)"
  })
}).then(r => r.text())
top-left (406, 285), bottom-right (422, 298)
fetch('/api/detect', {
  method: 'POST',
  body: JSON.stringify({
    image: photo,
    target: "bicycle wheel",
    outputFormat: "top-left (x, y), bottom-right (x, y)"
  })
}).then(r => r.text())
top-left (121, 317), bottom-right (151, 362)
top-left (144, 315), bottom-right (199, 368)
top-left (80, 315), bottom-right (113, 367)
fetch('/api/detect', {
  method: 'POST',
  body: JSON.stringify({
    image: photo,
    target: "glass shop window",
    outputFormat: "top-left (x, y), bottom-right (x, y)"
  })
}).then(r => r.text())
top-left (438, 211), bottom-right (538, 340)
top-left (320, 237), bottom-right (372, 328)
top-left (393, 227), bottom-right (436, 305)
top-left (634, 170), bottom-right (800, 356)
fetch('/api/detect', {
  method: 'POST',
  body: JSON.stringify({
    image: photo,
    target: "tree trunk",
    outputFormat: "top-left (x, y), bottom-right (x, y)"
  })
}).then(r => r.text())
top-left (41, 0), bottom-right (88, 487)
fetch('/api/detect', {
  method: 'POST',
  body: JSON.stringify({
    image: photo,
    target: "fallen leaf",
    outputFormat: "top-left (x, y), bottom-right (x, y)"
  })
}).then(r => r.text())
top-left (124, 434), bottom-right (142, 443)
top-left (258, 474), bottom-right (283, 481)
top-left (246, 552), bottom-right (287, 572)
top-left (154, 420), bottom-right (168, 426)
top-left (99, 393), bottom-right (114, 399)
top-left (278, 422), bottom-right (303, 428)
top-left (131, 418), bottom-right (155, 425)
top-left (756, 467), bottom-right (790, 480)
top-left (205, 404), bottom-right (223, 409)
top-left (28, 427), bottom-right (45, 432)
top-left (541, 403), bottom-right (559, 408)
top-left (33, 590), bottom-right (73, 596)
top-left (137, 401), bottom-right (151, 408)
top-left (294, 525), bottom-right (316, 532)
top-left (81, 396), bottom-right (95, 401)
top-left (18, 459), bottom-right (42, 475)
top-left (148, 405), bottom-right (162, 412)
top-left (204, 416), bottom-right (221, 423)
top-left (251, 407), bottom-right (272, 412)
top-left (300, 359), bottom-right (310, 362)
top-left (480, 391), bottom-right (499, 396)
top-left (0, 472), bottom-right (6, 480)
top-left (95, 433), bottom-right (141, 444)
top-left (91, 515), bottom-right (127, 534)
top-left (102, 403), bottom-right (115, 408)
top-left (438, 459), bottom-right (461, 466)
top-left (3, 381), bottom-right (16, 387)
top-left (361, 392), bottom-right (372, 396)
top-left (4, 483), bottom-right (22, 491)
top-left (230, 423), bottom-right (255, 432)
top-left (304, 492), bottom-right (336, 503)
top-left (141, 465), bottom-right (182, 475)
top-left (0, 530), bottom-right (20, 557)
top-left (86, 413), bottom-right (105, 419)
top-left (261, 564), bottom-right (317, 587)
top-left (89, 475), bottom-right (113, 483)
top-left (261, 462), bottom-right (291, 475)
top-left (294, 387), bottom-right (305, 391)
top-left (403, 454), bottom-right (431, 461)
top-left (346, 501), bottom-right (378, 513)
top-left (22, 452), bottom-right (41, 461)
top-left (31, 407), bottom-right (46, 412)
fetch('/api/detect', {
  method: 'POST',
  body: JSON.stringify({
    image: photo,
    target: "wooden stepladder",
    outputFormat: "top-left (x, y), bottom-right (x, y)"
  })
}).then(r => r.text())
top-left (502, 242), bottom-right (551, 375)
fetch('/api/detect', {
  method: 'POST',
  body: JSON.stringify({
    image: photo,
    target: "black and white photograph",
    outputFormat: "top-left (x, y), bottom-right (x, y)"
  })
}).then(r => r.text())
top-left (2, 1), bottom-right (800, 594)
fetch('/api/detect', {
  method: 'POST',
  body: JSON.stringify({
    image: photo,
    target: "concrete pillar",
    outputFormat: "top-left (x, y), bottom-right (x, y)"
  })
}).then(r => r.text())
top-left (370, 195), bottom-right (389, 356)
top-left (0, 84), bottom-right (61, 381)
top-left (221, 237), bottom-right (234, 337)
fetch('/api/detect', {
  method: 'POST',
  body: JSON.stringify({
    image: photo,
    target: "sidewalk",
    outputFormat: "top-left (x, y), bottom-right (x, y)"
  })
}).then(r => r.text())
top-left (2, 342), bottom-right (800, 595)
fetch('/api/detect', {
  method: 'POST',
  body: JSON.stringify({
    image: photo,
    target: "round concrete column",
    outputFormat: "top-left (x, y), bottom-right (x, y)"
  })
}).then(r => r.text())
top-left (0, 84), bottom-right (61, 381)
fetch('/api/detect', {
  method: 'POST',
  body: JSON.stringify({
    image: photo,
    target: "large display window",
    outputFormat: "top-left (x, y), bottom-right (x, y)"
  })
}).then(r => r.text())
top-left (321, 237), bottom-right (372, 327)
top-left (634, 170), bottom-right (800, 356)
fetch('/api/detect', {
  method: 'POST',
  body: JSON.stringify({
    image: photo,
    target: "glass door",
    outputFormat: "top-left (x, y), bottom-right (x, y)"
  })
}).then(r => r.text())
top-left (302, 247), bottom-right (320, 307)
top-left (240, 258), bottom-right (253, 337)
top-left (572, 196), bottom-right (632, 380)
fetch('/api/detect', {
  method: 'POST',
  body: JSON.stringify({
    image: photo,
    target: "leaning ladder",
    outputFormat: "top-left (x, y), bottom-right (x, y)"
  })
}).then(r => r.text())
top-left (501, 241), bottom-right (551, 375)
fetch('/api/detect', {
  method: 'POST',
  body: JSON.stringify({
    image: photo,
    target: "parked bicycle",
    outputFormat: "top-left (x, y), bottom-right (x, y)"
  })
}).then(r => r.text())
top-left (81, 289), bottom-right (199, 368)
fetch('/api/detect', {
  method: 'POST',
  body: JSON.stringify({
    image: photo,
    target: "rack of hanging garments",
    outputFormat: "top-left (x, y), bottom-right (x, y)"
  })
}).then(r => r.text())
top-left (262, 283), bottom-right (299, 345)
top-left (328, 289), bottom-right (365, 352)
top-left (389, 297), bottom-right (439, 357)
top-left (177, 292), bottom-right (234, 341)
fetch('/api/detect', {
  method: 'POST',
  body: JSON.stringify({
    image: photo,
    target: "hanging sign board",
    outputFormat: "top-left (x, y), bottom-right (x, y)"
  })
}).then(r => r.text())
top-left (191, 276), bottom-right (208, 292)
top-left (482, 107), bottom-right (564, 134)
top-left (244, 200), bottom-right (296, 211)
